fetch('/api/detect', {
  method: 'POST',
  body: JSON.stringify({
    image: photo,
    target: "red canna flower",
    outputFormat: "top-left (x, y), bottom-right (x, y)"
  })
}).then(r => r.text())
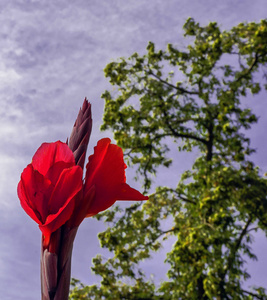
top-left (17, 141), bottom-right (83, 245)
top-left (18, 138), bottom-right (148, 241)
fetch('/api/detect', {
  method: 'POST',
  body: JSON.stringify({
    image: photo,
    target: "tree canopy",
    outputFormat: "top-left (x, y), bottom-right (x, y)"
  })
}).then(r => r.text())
top-left (69, 18), bottom-right (267, 299)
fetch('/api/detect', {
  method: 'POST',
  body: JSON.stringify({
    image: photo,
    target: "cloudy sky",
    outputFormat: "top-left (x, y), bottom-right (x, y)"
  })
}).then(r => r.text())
top-left (0, 1), bottom-right (266, 299)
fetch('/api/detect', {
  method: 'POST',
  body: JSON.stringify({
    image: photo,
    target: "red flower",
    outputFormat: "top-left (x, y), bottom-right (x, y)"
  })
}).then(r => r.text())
top-left (17, 141), bottom-right (83, 242)
top-left (18, 138), bottom-right (148, 240)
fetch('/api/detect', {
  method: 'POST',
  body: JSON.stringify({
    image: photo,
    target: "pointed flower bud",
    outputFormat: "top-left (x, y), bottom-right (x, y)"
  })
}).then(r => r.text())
top-left (67, 98), bottom-right (92, 169)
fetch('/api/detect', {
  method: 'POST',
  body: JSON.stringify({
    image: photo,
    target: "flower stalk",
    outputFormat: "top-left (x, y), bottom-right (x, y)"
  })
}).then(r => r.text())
top-left (40, 99), bottom-right (91, 300)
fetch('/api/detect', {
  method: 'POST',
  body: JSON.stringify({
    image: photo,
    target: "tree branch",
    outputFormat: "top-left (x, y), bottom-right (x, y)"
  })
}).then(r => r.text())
top-left (148, 70), bottom-right (200, 95)
top-left (150, 187), bottom-right (196, 205)
top-left (224, 217), bottom-right (253, 278)
top-left (235, 53), bottom-right (259, 83)
top-left (242, 289), bottom-right (266, 300)
top-left (157, 96), bottom-right (208, 145)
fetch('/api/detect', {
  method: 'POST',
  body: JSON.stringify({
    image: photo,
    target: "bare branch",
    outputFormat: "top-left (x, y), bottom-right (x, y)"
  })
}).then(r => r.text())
top-left (150, 187), bottom-right (196, 205)
top-left (235, 53), bottom-right (259, 83)
top-left (242, 289), bottom-right (266, 300)
top-left (224, 217), bottom-right (253, 278)
top-left (157, 96), bottom-right (208, 145)
top-left (148, 70), bottom-right (200, 95)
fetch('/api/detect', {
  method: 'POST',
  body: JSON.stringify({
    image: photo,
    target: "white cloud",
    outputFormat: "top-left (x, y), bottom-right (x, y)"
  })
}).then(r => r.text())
top-left (0, 67), bottom-right (21, 89)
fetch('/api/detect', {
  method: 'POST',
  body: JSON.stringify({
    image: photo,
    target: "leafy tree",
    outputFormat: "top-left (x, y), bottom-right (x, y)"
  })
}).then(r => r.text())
top-left (69, 18), bottom-right (267, 299)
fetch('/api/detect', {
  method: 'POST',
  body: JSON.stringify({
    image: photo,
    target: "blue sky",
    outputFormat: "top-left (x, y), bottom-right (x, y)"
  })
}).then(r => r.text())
top-left (0, 1), bottom-right (267, 299)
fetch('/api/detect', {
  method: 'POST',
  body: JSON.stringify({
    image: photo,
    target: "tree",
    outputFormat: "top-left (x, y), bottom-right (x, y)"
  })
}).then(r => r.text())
top-left (69, 18), bottom-right (267, 299)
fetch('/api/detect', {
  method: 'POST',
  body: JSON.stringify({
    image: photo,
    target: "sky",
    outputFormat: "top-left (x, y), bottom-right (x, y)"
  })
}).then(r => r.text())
top-left (0, 0), bottom-right (267, 299)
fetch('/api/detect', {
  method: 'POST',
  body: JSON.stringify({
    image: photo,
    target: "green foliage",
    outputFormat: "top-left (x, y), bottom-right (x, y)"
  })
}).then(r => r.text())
top-left (69, 18), bottom-right (267, 299)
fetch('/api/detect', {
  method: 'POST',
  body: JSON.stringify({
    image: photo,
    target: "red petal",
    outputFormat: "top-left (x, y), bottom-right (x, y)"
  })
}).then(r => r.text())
top-left (45, 161), bottom-right (74, 186)
top-left (39, 166), bottom-right (83, 239)
top-left (85, 138), bottom-right (124, 188)
top-left (84, 138), bottom-right (148, 216)
top-left (17, 164), bottom-right (52, 224)
top-left (70, 185), bottom-right (95, 226)
top-left (39, 195), bottom-right (76, 240)
top-left (48, 166), bottom-right (83, 214)
top-left (32, 141), bottom-right (75, 176)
